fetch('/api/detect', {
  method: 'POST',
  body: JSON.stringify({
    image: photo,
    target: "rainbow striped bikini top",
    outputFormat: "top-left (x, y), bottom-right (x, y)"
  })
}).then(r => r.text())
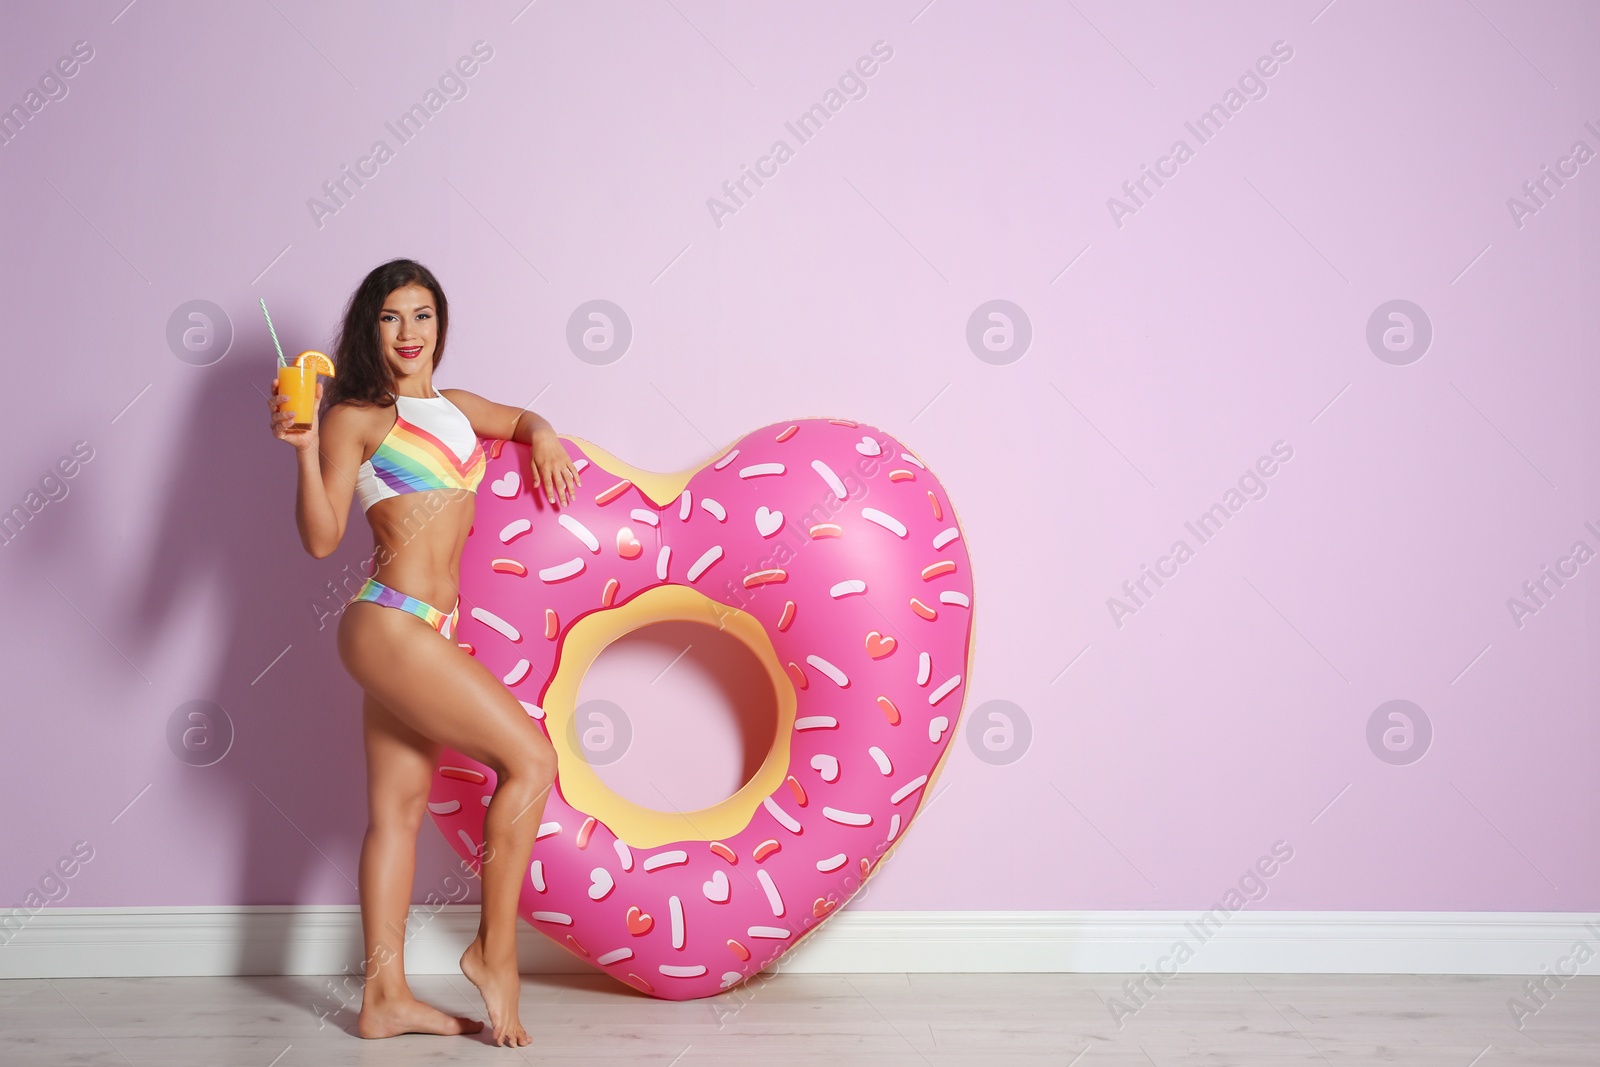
top-left (354, 392), bottom-right (486, 513)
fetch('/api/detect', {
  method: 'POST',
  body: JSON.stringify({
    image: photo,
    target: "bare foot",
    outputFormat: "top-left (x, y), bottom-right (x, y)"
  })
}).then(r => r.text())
top-left (460, 937), bottom-right (531, 1047)
top-left (357, 992), bottom-right (484, 1040)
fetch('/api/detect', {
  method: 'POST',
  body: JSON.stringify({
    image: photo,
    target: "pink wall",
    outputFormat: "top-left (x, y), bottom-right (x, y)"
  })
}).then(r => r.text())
top-left (2, 0), bottom-right (1595, 924)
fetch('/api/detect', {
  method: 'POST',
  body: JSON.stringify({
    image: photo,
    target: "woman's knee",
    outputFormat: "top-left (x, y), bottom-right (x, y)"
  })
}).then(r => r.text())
top-left (499, 731), bottom-right (558, 790)
top-left (367, 804), bottom-right (427, 839)
top-left (368, 780), bottom-right (431, 828)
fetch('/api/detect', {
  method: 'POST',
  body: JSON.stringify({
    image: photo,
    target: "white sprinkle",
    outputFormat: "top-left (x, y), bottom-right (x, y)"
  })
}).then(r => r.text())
top-left (530, 859), bottom-right (545, 892)
top-left (643, 849), bottom-right (689, 872)
top-left (713, 448), bottom-right (740, 470)
top-left (739, 462), bottom-right (785, 478)
top-left (503, 658), bottom-right (531, 685)
top-left (829, 579), bottom-right (867, 598)
top-left (537, 821), bottom-right (561, 839)
top-left (887, 813), bottom-right (903, 842)
top-left (891, 774), bottom-right (928, 804)
top-left (427, 800), bottom-right (460, 815)
top-left (756, 869), bottom-right (785, 916)
top-left (806, 654), bottom-right (849, 687)
top-left (558, 513), bottom-right (600, 551)
top-left (700, 497), bottom-right (726, 521)
top-left (795, 716), bottom-right (839, 731)
top-left (816, 853), bottom-right (848, 873)
top-left (539, 557), bottom-right (585, 582)
top-left (900, 451), bottom-right (926, 469)
top-left (933, 527), bottom-right (960, 549)
top-left (669, 894), bottom-right (685, 948)
top-left (574, 459), bottom-right (589, 473)
top-left (928, 716), bottom-right (949, 742)
top-left (531, 911), bottom-right (572, 925)
top-left (656, 545), bottom-right (671, 580)
top-left (679, 490), bottom-right (692, 520)
top-left (456, 829), bottom-right (477, 854)
top-left (823, 807), bottom-right (871, 827)
top-left (597, 947), bottom-right (633, 966)
top-left (499, 518), bottom-right (532, 543)
top-left (929, 675), bottom-right (962, 705)
top-left (855, 436), bottom-right (882, 457)
top-left (748, 926), bottom-right (791, 940)
top-left (470, 606), bottom-right (522, 643)
top-left (939, 591), bottom-right (971, 607)
top-left (763, 796), bottom-right (802, 833)
top-left (614, 839), bottom-right (633, 872)
top-left (861, 508), bottom-right (907, 537)
top-left (868, 747), bottom-right (892, 775)
top-left (630, 508), bottom-right (660, 527)
top-left (917, 653), bottom-right (931, 686)
top-left (659, 964), bottom-right (707, 978)
top-left (812, 459), bottom-right (848, 500)
top-left (481, 795), bottom-right (491, 807)
top-left (520, 700), bottom-right (544, 720)
top-left (686, 545), bottom-right (724, 582)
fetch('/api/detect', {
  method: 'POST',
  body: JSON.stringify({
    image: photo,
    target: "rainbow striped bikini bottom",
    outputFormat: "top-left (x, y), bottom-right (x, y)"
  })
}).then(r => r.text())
top-left (348, 577), bottom-right (461, 640)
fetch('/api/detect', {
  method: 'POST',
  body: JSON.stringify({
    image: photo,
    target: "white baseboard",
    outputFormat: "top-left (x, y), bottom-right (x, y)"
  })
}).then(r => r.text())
top-left (2, 907), bottom-right (1597, 980)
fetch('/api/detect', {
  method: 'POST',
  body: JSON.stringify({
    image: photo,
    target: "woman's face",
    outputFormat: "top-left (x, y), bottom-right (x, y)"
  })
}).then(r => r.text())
top-left (377, 283), bottom-right (439, 386)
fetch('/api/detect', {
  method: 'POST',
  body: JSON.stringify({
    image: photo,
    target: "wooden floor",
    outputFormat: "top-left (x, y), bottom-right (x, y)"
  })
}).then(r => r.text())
top-left (2, 971), bottom-right (1596, 1065)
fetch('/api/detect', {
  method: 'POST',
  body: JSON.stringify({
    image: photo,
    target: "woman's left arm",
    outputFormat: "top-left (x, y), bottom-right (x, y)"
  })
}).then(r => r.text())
top-left (443, 388), bottom-right (581, 507)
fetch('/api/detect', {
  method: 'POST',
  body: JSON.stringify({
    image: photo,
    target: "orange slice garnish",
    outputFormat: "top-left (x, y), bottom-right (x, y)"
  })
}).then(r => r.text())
top-left (295, 350), bottom-right (336, 377)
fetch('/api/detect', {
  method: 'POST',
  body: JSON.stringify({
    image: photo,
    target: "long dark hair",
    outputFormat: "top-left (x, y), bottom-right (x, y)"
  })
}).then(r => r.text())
top-left (320, 258), bottom-right (449, 413)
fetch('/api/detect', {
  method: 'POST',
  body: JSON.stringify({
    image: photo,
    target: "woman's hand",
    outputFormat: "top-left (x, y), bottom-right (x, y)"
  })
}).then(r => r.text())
top-left (269, 377), bottom-right (322, 453)
top-left (528, 427), bottom-right (580, 506)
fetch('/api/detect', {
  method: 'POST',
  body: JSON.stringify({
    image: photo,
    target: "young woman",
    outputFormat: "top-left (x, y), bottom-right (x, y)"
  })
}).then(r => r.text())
top-left (269, 258), bottom-right (578, 1048)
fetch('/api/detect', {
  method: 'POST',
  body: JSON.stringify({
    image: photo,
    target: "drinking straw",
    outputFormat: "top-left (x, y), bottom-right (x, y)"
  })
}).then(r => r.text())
top-left (259, 297), bottom-right (286, 368)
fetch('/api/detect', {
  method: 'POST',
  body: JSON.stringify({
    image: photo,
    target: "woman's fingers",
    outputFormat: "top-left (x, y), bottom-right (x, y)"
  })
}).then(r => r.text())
top-left (545, 462), bottom-right (564, 505)
top-left (523, 452), bottom-right (580, 506)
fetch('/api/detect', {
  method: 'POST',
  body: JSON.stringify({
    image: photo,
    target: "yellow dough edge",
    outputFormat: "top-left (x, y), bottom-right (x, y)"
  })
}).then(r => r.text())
top-left (542, 584), bottom-right (797, 850)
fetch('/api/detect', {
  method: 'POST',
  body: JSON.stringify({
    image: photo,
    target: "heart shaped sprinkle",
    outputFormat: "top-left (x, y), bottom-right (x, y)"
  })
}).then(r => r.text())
top-left (702, 870), bottom-right (730, 903)
top-left (491, 471), bottom-right (520, 498)
top-left (864, 631), bottom-right (896, 659)
top-left (754, 506), bottom-right (784, 537)
top-left (616, 526), bottom-right (643, 559)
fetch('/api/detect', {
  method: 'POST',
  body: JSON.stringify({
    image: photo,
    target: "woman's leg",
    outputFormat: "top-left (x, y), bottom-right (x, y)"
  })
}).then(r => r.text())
top-left (338, 602), bottom-right (558, 1049)
top-left (354, 691), bottom-right (483, 1040)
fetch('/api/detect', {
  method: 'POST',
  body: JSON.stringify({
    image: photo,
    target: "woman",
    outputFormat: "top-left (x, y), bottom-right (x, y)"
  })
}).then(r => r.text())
top-left (269, 258), bottom-right (577, 1048)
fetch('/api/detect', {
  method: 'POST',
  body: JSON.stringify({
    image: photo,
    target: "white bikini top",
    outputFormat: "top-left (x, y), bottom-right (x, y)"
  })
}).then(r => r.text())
top-left (353, 392), bottom-right (487, 513)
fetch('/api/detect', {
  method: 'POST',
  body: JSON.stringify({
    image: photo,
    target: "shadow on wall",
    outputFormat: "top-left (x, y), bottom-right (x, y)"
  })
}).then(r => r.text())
top-left (15, 340), bottom-right (457, 1014)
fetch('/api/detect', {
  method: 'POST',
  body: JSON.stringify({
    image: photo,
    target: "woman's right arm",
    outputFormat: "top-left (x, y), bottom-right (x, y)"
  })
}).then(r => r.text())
top-left (269, 379), bottom-right (365, 559)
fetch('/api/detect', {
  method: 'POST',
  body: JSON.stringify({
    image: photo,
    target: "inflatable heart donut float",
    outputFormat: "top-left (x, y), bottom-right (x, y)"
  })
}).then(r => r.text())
top-left (425, 417), bottom-right (975, 1000)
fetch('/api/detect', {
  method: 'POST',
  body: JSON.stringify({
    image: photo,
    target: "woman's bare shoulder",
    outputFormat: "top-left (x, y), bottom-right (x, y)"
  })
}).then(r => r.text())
top-left (321, 399), bottom-right (392, 453)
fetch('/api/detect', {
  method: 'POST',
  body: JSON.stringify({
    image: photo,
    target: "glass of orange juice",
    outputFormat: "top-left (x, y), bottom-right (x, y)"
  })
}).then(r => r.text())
top-left (277, 364), bottom-right (317, 431)
top-left (275, 351), bottom-right (335, 431)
